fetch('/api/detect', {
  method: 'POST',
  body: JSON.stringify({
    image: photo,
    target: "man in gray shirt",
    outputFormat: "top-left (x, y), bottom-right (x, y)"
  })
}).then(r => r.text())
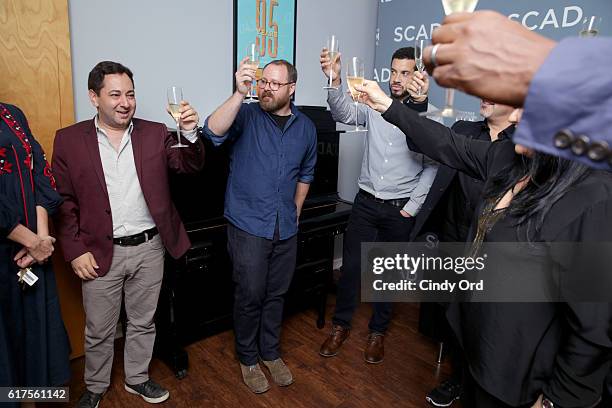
top-left (318, 47), bottom-right (437, 364)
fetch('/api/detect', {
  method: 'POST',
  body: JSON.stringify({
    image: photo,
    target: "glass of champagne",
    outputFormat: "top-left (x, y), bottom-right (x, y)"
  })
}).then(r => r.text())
top-left (244, 43), bottom-right (260, 103)
top-left (323, 35), bottom-right (340, 90)
top-left (167, 86), bottom-right (186, 148)
top-left (579, 16), bottom-right (601, 37)
top-left (414, 38), bottom-right (426, 96)
top-left (422, 0), bottom-right (480, 122)
top-left (346, 57), bottom-right (367, 133)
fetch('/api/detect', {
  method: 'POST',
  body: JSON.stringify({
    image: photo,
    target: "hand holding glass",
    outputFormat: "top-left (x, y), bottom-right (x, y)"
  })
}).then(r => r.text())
top-left (323, 35), bottom-right (340, 90)
top-left (167, 86), bottom-right (187, 148)
top-left (422, 0), bottom-right (480, 121)
top-left (244, 43), bottom-right (260, 103)
top-left (414, 39), bottom-right (426, 96)
top-left (346, 57), bottom-right (367, 133)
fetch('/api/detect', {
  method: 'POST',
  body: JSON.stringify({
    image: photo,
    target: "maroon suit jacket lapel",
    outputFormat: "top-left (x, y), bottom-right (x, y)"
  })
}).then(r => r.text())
top-left (84, 119), bottom-right (109, 198)
top-left (131, 119), bottom-right (144, 183)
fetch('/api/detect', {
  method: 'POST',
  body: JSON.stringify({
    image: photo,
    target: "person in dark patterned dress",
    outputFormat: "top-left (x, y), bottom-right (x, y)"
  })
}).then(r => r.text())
top-left (0, 102), bottom-right (71, 402)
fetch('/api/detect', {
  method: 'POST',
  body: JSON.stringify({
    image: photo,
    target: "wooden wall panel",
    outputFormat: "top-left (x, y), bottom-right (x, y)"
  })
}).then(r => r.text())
top-left (0, 0), bottom-right (85, 359)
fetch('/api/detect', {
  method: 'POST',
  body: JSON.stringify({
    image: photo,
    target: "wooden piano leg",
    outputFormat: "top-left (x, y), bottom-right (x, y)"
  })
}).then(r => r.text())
top-left (167, 288), bottom-right (189, 379)
top-left (156, 263), bottom-right (189, 379)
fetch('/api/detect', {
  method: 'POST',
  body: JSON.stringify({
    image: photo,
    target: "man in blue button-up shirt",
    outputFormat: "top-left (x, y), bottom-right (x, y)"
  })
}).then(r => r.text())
top-left (203, 59), bottom-right (316, 394)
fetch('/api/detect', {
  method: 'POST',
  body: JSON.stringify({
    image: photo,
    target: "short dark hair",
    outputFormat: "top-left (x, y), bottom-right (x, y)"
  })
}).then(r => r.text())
top-left (263, 59), bottom-right (298, 83)
top-left (391, 47), bottom-right (416, 62)
top-left (391, 47), bottom-right (418, 72)
top-left (88, 61), bottom-right (134, 95)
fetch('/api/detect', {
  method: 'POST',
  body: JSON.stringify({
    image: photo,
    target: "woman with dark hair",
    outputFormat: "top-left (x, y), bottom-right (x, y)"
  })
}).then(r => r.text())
top-left (0, 102), bottom-right (71, 403)
top-left (354, 81), bottom-right (612, 408)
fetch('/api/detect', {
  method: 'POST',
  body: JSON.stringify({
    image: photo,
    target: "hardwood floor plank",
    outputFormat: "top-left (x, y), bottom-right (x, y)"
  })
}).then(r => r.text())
top-left (62, 299), bottom-right (462, 407)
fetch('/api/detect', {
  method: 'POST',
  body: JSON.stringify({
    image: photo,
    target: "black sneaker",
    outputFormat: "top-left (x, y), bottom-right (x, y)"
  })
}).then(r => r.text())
top-left (426, 379), bottom-right (462, 407)
top-left (77, 390), bottom-right (103, 408)
top-left (124, 379), bottom-right (169, 404)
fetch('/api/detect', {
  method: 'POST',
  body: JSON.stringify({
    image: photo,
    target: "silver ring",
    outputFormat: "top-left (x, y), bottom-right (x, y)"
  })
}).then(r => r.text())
top-left (430, 44), bottom-right (440, 68)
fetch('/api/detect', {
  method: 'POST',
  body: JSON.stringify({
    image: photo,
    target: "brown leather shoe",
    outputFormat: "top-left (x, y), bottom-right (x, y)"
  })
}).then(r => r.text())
top-left (364, 333), bottom-right (384, 364)
top-left (319, 325), bottom-right (350, 357)
top-left (240, 363), bottom-right (270, 394)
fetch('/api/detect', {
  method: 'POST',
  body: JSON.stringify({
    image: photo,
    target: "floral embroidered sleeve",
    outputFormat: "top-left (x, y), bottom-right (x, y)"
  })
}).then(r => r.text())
top-left (8, 105), bottom-right (63, 215)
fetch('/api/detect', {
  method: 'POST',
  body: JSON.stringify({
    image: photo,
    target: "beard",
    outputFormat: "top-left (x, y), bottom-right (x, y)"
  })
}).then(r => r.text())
top-left (259, 91), bottom-right (289, 112)
top-left (389, 83), bottom-right (408, 100)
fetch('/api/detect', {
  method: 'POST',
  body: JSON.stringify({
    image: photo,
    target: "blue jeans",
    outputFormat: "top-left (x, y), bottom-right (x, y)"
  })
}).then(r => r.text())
top-left (227, 222), bottom-right (297, 366)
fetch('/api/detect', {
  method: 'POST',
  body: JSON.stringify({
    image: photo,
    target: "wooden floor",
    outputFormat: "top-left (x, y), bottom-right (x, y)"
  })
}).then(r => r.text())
top-left (64, 298), bottom-right (460, 408)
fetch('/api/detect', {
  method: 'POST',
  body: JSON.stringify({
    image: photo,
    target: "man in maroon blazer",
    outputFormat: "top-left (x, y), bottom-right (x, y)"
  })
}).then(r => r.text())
top-left (52, 61), bottom-right (204, 407)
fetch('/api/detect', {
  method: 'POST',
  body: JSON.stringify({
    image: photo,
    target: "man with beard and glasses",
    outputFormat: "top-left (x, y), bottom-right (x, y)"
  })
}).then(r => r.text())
top-left (203, 59), bottom-right (317, 394)
top-left (317, 47), bottom-right (439, 364)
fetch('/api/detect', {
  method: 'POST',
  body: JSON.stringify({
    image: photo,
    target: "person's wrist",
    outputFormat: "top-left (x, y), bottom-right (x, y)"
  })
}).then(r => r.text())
top-left (381, 96), bottom-right (393, 113)
top-left (410, 94), bottom-right (427, 103)
top-left (25, 234), bottom-right (41, 251)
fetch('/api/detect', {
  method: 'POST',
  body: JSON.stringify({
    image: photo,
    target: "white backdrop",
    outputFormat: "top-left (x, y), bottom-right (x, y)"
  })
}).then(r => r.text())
top-left (67, 0), bottom-right (378, 201)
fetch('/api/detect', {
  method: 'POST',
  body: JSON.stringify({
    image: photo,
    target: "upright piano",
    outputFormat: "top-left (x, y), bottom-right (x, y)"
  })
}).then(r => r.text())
top-left (155, 106), bottom-right (352, 378)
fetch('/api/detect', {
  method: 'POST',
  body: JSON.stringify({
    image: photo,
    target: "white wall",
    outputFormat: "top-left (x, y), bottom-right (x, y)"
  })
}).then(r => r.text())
top-left (68, 0), bottom-right (378, 200)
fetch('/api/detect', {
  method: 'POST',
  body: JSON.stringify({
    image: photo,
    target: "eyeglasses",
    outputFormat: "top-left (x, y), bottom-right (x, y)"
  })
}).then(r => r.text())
top-left (257, 79), bottom-right (294, 91)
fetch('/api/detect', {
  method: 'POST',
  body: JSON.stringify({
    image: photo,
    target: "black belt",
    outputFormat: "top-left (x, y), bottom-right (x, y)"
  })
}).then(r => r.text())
top-left (113, 227), bottom-right (158, 247)
top-left (359, 189), bottom-right (410, 208)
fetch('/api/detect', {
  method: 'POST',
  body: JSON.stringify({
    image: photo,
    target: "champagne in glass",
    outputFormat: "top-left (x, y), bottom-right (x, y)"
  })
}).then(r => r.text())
top-left (323, 35), bottom-right (340, 90)
top-left (441, 0), bottom-right (478, 14)
top-left (346, 57), bottom-right (367, 133)
top-left (168, 103), bottom-right (181, 121)
top-left (244, 43), bottom-right (260, 103)
top-left (414, 39), bottom-right (425, 96)
top-left (167, 86), bottom-right (186, 148)
top-left (346, 76), bottom-right (363, 100)
top-left (422, 0), bottom-right (480, 121)
top-left (579, 16), bottom-right (601, 37)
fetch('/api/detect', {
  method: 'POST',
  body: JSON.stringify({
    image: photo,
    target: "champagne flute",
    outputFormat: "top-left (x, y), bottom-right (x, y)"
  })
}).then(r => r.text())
top-left (422, 0), bottom-right (480, 121)
top-left (414, 38), bottom-right (426, 96)
top-left (323, 35), bottom-right (340, 90)
top-left (579, 16), bottom-right (601, 37)
top-left (346, 57), bottom-right (367, 133)
top-left (244, 43), bottom-right (260, 103)
top-left (167, 86), bottom-right (187, 148)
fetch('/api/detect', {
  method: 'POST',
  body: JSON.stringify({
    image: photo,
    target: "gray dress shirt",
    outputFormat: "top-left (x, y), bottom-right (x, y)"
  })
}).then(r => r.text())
top-left (95, 116), bottom-right (198, 237)
top-left (327, 87), bottom-right (438, 215)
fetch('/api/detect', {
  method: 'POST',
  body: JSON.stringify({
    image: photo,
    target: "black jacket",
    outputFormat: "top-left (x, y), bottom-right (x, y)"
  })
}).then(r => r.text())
top-left (383, 99), bottom-right (612, 407)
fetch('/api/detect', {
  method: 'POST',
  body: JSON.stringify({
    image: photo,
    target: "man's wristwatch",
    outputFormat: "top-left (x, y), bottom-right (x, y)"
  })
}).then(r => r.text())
top-left (542, 397), bottom-right (554, 408)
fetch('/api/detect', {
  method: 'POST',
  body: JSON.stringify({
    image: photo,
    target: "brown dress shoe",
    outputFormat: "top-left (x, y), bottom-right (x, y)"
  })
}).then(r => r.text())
top-left (319, 325), bottom-right (350, 357)
top-left (364, 332), bottom-right (384, 364)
